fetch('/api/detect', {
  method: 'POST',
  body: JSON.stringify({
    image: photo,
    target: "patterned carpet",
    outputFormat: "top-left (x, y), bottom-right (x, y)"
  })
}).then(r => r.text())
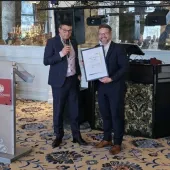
top-left (1, 99), bottom-right (170, 170)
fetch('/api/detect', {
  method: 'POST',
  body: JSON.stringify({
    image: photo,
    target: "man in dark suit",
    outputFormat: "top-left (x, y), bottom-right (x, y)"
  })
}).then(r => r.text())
top-left (43, 20), bottom-right (87, 148)
top-left (95, 24), bottom-right (128, 155)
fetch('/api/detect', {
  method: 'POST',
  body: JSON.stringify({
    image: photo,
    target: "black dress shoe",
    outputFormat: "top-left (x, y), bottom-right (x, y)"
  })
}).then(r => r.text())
top-left (52, 138), bottom-right (62, 148)
top-left (73, 137), bottom-right (88, 145)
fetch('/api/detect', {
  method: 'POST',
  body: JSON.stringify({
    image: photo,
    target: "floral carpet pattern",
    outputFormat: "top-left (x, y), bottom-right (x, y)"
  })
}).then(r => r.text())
top-left (1, 99), bottom-right (170, 170)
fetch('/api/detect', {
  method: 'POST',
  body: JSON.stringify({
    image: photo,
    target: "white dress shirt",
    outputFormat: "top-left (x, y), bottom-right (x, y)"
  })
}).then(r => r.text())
top-left (99, 40), bottom-right (112, 57)
top-left (59, 37), bottom-right (76, 77)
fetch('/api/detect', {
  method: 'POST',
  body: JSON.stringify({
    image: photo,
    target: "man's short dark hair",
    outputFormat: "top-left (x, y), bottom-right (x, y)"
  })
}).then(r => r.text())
top-left (99, 24), bottom-right (112, 32)
top-left (59, 20), bottom-right (72, 27)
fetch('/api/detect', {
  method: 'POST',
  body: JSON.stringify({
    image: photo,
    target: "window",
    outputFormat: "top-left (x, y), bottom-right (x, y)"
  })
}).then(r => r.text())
top-left (21, 1), bottom-right (35, 31)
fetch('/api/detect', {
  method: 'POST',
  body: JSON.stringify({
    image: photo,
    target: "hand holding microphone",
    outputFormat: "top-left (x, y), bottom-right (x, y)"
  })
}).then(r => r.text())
top-left (61, 39), bottom-right (71, 57)
top-left (65, 39), bottom-right (69, 46)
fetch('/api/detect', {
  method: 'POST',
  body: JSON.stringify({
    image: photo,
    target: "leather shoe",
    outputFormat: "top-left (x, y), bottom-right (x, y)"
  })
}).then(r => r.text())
top-left (73, 137), bottom-right (88, 145)
top-left (109, 145), bottom-right (121, 155)
top-left (95, 140), bottom-right (112, 148)
top-left (52, 138), bottom-right (62, 148)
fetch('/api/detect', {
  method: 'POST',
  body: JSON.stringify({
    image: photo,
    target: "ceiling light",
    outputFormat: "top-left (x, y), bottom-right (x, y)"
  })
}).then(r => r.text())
top-left (28, 1), bottom-right (40, 4)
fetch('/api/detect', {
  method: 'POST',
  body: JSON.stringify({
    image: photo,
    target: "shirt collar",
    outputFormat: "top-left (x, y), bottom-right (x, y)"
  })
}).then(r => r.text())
top-left (99, 40), bottom-right (112, 47)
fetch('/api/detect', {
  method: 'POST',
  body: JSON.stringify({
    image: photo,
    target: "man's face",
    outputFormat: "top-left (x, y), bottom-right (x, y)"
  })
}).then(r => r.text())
top-left (98, 28), bottom-right (112, 45)
top-left (59, 25), bottom-right (72, 40)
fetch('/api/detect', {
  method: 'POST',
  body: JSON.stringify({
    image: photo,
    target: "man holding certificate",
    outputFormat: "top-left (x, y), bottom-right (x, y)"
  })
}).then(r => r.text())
top-left (94, 24), bottom-right (128, 155)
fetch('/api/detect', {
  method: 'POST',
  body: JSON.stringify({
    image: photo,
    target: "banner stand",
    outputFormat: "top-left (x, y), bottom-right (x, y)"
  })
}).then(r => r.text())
top-left (0, 61), bottom-right (33, 164)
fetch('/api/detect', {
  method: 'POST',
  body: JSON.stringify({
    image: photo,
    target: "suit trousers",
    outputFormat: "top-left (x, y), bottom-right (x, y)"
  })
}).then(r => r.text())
top-left (51, 75), bottom-right (80, 139)
top-left (97, 82), bottom-right (126, 145)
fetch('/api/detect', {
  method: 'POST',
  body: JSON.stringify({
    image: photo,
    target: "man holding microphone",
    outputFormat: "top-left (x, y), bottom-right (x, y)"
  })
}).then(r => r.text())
top-left (44, 20), bottom-right (87, 148)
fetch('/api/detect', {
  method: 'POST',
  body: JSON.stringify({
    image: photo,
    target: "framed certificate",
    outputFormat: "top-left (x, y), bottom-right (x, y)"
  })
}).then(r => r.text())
top-left (81, 46), bottom-right (108, 81)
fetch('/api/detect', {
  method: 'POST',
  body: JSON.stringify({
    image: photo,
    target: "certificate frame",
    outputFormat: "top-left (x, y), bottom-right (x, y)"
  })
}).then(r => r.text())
top-left (81, 46), bottom-right (108, 81)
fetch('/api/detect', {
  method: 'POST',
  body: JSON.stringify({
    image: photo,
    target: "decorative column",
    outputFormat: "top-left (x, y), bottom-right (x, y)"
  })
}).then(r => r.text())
top-left (108, 8), bottom-right (119, 43)
top-left (1, 1), bottom-right (16, 40)
top-left (48, 1), bottom-right (55, 36)
top-left (0, 2), bottom-right (2, 40)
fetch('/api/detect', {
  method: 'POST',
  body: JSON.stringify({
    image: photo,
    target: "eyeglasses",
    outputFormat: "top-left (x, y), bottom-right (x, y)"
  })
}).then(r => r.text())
top-left (60, 28), bottom-right (72, 33)
top-left (98, 32), bottom-right (110, 36)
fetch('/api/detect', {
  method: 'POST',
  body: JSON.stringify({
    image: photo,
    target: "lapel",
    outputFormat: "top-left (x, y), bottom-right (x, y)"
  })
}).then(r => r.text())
top-left (105, 41), bottom-right (114, 60)
top-left (55, 35), bottom-right (64, 50)
top-left (70, 39), bottom-right (78, 54)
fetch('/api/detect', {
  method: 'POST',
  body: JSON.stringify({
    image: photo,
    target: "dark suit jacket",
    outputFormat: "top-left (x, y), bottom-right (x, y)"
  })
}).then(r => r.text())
top-left (95, 41), bottom-right (128, 89)
top-left (43, 35), bottom-right (81, 87)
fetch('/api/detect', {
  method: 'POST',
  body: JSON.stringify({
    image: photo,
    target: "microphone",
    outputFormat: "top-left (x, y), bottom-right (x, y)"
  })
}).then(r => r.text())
top-left (65, 39), bottom-right (69, 45)
top-left (65, 39), bottom-right (70, 58)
